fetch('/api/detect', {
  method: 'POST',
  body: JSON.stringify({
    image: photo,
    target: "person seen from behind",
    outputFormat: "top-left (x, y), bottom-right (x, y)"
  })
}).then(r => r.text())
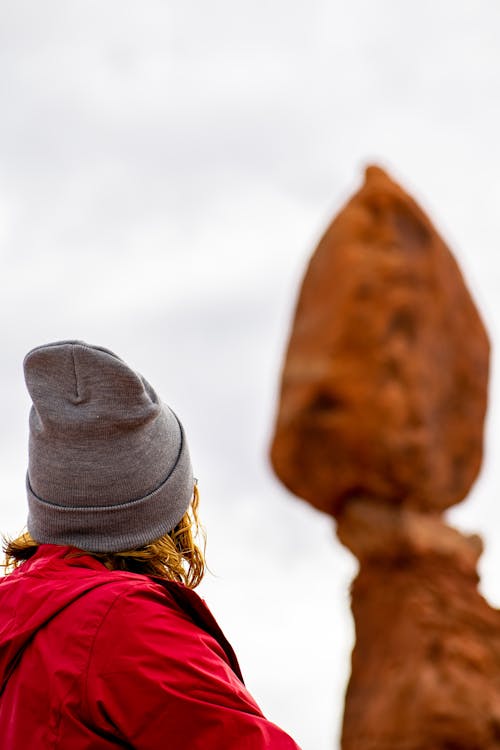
top-left (0, 340), bottom-right (301, 749)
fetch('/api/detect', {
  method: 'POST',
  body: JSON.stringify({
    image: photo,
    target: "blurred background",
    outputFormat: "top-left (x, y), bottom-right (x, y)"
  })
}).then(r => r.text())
top-left (0, 2), bottom-right (499, 748)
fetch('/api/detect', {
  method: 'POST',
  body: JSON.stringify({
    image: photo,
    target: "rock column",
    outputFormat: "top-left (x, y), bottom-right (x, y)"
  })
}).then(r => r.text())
top-left (270, 166), bottom-right (496, 749)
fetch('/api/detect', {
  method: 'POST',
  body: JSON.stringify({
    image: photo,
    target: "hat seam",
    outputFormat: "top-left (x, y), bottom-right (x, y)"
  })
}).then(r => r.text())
top-left (70, 347), bottom-right (80, 401)
top-left (25, 418), bottom-right (187, 513)
top-left (27, 464), bottom-right (186, 513)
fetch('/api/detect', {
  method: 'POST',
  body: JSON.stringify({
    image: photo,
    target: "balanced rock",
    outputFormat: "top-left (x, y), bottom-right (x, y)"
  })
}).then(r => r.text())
top-left (270, 166), bottom-right (489, 516)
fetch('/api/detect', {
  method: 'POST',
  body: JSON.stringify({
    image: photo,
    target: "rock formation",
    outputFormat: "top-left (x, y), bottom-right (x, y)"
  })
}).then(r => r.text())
top-left (270, 166), bottom-right (497, 749)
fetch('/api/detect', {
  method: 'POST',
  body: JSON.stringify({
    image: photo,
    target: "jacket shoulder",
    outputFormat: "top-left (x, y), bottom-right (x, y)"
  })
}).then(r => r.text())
top-left (83, 576), bottom-right (301, 749)
top-left (88, 575), bottom-right (223, 655)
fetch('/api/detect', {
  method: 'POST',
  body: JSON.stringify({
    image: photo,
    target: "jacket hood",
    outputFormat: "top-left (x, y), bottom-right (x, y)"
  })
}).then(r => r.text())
top-left (0, 545), bottom-right (117, 694)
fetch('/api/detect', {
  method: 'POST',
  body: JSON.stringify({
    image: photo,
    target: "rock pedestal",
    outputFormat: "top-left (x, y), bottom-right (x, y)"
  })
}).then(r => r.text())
top-left (270, 166), bottom-right (494, 748)
top-left (338, 502), bottom-right (500, 750)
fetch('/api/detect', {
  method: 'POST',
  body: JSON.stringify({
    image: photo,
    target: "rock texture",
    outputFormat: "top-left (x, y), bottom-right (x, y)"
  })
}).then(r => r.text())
top-left (338, 502), bottom-right (500, 750)
top-left (269, 166), bottom-right (495, 749)
top-left (270, 166), bottom-right (489, 516)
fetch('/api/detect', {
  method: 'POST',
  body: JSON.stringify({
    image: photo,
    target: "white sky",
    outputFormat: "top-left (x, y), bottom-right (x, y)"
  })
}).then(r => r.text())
top-left (0, 2), bottom-right (499, 748)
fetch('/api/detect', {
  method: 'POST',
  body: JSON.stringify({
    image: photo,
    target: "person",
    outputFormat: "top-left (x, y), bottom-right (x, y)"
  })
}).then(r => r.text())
top-left (0, 340), bottom-right (301, 749)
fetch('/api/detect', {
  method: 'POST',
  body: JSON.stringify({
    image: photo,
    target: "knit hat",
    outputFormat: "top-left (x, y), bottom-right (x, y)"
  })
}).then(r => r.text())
top-left (24, 340), bottom-right (194, 553)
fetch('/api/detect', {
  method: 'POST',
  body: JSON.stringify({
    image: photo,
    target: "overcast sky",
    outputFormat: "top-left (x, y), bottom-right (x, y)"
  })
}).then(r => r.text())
top-left (1, 2), bottom-right (500, 748)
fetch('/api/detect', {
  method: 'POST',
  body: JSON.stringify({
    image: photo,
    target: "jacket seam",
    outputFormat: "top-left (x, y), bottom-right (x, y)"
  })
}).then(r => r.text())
top-left (81, 587), bottom-right (138, 726)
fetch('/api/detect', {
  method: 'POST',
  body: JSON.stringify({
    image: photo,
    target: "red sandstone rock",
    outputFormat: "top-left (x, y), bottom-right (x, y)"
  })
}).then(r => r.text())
top-left (338, 502), bottom-right (500, 750)
top-left (270, 166), bottom-right (489, 515)
top-left (270, 168), bottom-right (495, 749)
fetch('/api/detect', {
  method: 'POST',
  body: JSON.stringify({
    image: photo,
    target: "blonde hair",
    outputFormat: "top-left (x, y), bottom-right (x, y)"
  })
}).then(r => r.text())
top-left (3, 484), bottom-right (206, 589)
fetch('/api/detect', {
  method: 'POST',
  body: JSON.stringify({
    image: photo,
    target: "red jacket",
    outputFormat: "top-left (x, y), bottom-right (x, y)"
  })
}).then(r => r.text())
top-left (0, 545), bottom-right (301, 749)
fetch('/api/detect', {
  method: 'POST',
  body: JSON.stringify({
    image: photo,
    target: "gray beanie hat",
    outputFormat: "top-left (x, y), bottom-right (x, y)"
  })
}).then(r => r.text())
top-left (24, 340), bottom-right (194, 553)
